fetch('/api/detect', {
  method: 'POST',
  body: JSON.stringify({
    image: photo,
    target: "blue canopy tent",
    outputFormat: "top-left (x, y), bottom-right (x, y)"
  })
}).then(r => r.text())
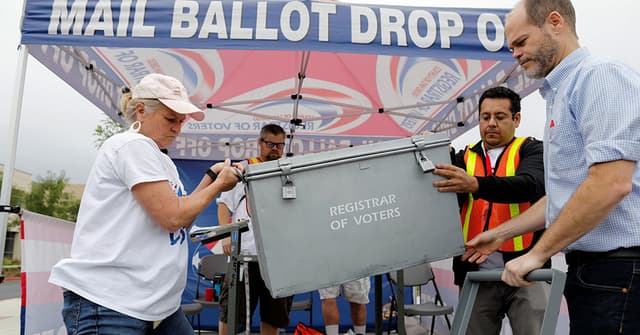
top-left (3, 0), bottom-right (542, 333)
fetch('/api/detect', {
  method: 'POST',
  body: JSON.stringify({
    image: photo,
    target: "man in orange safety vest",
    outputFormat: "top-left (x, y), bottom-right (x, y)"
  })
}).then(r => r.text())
top-left (433, 86), bottom-right (549, 335)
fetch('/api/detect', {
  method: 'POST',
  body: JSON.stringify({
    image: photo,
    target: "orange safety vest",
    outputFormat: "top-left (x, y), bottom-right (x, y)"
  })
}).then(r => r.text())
top-left (247, 157), bottom-right (263, 165)
top-left (460, 137), bottom-right (534, 252)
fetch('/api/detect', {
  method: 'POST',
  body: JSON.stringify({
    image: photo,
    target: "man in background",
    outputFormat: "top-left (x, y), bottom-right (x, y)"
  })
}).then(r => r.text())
top-left (319, 278), bottom-right (370, 335)
top-left (217, 124), bottom-right (293, 335)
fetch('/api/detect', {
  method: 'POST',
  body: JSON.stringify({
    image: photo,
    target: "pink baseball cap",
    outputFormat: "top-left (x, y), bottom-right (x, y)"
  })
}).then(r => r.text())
top-left (132, 73), bottom-right (205, 121)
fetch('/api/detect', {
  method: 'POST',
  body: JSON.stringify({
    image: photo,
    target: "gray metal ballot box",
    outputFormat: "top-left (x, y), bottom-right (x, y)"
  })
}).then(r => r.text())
top-left (244, 133), bottom-right (464, 297)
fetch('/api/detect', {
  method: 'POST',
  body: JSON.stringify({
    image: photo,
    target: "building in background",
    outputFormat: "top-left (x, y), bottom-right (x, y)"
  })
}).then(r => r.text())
top-left (1, 166), bottom-right (84, 262)
top-left (0, 164), bottom-right (33, 193)
top-left (64, 184), bottom-right (85, 200)
top-left (1, 164), bottom-right (33, 261)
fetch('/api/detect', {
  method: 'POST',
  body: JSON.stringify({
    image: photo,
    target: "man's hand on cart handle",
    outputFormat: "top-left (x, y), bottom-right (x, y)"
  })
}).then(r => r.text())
top-left (502, 252), bottom-right (547, 287)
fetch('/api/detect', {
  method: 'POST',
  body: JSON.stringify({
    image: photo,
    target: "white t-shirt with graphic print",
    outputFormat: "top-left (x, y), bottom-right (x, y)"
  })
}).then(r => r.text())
top-left (49, 131), bottom-right (189, 321)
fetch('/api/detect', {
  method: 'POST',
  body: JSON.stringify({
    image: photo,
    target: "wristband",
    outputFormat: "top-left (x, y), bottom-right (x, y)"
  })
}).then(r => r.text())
top-left (205, 168), bottom-right (217, 181)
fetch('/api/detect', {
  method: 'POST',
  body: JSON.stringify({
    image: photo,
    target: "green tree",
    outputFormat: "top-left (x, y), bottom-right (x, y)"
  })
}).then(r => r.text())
top-left (93, 117), bottom-right (125, 148)
top-left (23, 171), bottom-right (80, 222)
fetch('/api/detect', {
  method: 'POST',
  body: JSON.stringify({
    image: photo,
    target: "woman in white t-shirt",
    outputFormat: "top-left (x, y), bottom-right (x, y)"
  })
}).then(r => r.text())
top-left (49, 74), bottom-right (241, 335)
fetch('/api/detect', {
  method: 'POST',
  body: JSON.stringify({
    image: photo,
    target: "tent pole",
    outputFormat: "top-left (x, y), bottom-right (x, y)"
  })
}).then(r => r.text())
top-left (0, 44), bottom-right (29, 277)
top-left (287, 51), bottom-right (311, 156)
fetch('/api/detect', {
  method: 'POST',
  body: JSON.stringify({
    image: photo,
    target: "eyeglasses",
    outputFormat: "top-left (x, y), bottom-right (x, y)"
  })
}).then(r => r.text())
top-left (262, 140), bottom-right (285, 150)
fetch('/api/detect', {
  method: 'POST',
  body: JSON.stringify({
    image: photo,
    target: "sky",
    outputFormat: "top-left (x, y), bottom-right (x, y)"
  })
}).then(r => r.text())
top-left (1, 0), bottom-right (639, 184)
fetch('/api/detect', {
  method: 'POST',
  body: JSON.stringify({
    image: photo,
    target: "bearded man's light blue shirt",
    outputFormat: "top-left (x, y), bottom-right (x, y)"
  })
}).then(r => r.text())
top-left (540, 47), bottom-right (640, 252)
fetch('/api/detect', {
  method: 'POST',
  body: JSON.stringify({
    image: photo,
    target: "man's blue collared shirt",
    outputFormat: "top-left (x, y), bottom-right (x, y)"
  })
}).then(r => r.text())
top-left (540, 47), bottom-right (640, 252)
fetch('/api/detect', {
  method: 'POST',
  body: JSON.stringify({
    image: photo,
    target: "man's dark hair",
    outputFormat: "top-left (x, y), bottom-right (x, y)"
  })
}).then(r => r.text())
top-left (260, 124), bottom-right (285, 139)
top-left (478, 86), bottom-right (521, 116)
top-left (523, 0), bottom-right (577, 37)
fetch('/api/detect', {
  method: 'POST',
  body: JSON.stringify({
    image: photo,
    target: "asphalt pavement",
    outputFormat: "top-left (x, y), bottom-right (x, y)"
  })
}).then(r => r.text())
top-left (0, 279), bottom-right (20, 335)
top-left (0, 279), bottom-right (20, 300)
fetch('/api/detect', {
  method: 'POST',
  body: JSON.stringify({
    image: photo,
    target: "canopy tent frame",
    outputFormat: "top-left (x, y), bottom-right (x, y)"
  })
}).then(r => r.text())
top-left (2, 0), bottom-right (543, 283)
top-left (0, 44), bottom-right (29, 276)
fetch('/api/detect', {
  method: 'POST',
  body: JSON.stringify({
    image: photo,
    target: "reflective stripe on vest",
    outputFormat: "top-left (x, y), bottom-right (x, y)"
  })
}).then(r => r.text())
top-left (247, 157), bottom-right (262, 165)
top-left (460, 137), bottom-right (533, 252)
top-left (462, 150), bottom-right (478, 243)
top-left (505, 138), bottom-right (526, 250)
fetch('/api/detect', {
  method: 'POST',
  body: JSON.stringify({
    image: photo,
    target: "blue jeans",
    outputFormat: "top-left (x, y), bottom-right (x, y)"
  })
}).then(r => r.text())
top-left (62, 290), bottom-right (194, 335)
top-left (564, 258), bottom-right (640, 334)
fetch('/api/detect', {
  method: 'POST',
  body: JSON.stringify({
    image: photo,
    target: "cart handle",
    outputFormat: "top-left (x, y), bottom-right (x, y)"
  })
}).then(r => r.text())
top-left (189, 219), bottom-right (249, 244)
top-left (451, 269), bottom-right (566, 335)
top-left (465, 268), bottom-right (561, 282)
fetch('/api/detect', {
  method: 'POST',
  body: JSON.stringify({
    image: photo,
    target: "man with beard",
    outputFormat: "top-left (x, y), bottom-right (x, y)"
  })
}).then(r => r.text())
top-left (433, 86), bottom-right (547, 335)
top-left (462, 1), bottom-right (640, 334)
top-left (217, 124), bottom-right (293, 335)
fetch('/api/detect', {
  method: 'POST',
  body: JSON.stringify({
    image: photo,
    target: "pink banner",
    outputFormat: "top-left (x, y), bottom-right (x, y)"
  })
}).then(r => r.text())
top-left (20, 211), bottom-right (73, 335)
